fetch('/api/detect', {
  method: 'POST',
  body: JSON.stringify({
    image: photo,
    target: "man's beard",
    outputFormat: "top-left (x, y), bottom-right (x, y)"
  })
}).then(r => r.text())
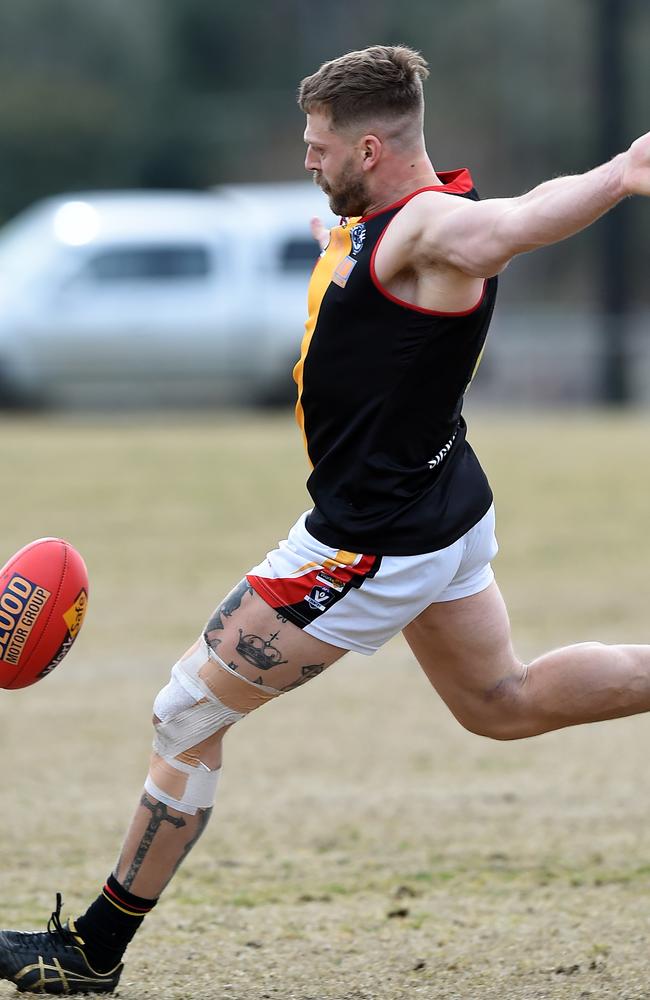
top-left (313, 159), bottom-right (370, 217)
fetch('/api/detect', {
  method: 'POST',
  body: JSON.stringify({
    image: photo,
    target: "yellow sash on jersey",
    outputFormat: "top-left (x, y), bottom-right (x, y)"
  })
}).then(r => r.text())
top-left (293, 220), bottom-right (360, 465)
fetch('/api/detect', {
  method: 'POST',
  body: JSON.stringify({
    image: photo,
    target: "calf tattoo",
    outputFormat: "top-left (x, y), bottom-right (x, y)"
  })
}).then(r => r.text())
top-left (171, 807), bottom-right (213, 880)
top-left (122, 794), bottom-right (187, 889)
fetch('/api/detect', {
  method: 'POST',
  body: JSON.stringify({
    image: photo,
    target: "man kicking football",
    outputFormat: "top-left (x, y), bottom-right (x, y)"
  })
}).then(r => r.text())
top-left (1, 44), bottom-right (650, 994)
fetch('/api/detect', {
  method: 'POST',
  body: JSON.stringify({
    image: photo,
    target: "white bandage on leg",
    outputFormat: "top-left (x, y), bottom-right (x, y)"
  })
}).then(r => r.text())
top-left (146, 636), bottom-right (280, 815)
top-left (144, 753), bottom-right (221, 816)
top-left (152, 683), bottom-right (245, 759)
top-left (173, 635), bottom-right (280, 710)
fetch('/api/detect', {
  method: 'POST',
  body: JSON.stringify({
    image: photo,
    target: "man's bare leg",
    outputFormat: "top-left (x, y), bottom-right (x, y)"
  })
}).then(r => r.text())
top-left (114, 790), bottom-right (217, 899)
top-left (111, 582), bottom-right (345, 899)
top-left (0, 581), bottom-right (346, 993)
top-left (403, 581), bottom-right (650, 740)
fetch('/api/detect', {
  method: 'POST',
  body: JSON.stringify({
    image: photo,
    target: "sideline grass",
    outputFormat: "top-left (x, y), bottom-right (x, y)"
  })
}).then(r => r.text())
top-left (0, 409), bottom-right (649, 999)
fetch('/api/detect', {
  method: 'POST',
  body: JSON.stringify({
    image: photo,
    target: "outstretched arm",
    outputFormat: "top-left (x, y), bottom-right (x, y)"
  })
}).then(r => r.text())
top-left (414, 131), bottom-right (650, 279)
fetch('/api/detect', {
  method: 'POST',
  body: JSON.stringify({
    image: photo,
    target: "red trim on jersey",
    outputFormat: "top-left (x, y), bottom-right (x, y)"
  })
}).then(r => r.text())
top-left (370, 224), bottom-right (488, 317)
top-left (357, 168), bottom-right (474, 224)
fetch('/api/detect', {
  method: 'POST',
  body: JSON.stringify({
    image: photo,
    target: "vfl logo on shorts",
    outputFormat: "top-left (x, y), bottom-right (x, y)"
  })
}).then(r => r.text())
top-left (247, 549), bottom-right (380, 630)
top-left (304, 587), bottom-right (333, 612)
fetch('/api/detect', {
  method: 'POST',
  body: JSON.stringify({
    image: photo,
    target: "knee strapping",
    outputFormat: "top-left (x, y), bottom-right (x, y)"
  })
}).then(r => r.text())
top-left (145, 636), bottom-right (280, 814)
top-left (145, 752), bottom-right (222, 815)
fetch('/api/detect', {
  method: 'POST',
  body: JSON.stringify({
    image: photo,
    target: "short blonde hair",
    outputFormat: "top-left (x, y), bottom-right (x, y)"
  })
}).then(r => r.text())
top-left (298, 45), bottom-right (429, 130)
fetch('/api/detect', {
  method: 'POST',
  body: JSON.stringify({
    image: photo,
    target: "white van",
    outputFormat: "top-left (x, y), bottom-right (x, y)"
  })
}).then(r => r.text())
top-left (0, 182), bottom-right (336, 407)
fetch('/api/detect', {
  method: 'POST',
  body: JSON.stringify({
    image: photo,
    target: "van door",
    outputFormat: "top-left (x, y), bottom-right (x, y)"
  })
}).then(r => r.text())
top-left (30, 240), bottom-right (233, 402)
top-left (261, 230), bottom-right (321, 395)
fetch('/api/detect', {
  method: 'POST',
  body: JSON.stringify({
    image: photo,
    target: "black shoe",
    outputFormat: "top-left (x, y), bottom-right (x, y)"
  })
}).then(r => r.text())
top-left (0, 894), bottom-right (122, 994)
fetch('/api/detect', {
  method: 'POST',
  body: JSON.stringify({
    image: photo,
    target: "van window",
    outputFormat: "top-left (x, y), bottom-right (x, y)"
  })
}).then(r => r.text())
top-left (279, 238), bottom-right (319, 272)
top-left (85, 244), bottom-right (212, 282)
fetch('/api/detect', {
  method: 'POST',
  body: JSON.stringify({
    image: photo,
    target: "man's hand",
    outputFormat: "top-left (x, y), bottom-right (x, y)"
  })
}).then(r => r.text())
top-left (310, 216), bottom-right (330, 252)
top-left (621, 131), bottom-right (650, 197)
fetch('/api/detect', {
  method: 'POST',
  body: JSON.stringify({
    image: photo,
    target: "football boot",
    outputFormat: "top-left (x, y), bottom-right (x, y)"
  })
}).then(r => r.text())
top-left (0, 894), bottom-right (122, 994)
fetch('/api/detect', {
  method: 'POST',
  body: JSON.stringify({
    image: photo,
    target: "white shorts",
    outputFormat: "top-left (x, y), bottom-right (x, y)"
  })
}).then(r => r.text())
top-left (247, 505), bottom-right (498, 656)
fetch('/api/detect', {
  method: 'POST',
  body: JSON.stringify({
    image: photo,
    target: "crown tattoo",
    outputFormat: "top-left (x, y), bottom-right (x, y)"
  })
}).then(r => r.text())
top-left (236, 629), bottom-right (288, 670)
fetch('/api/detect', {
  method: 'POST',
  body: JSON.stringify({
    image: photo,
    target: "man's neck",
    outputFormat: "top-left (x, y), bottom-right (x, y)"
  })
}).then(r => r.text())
top-left (361, 157), bottom-right (442, 217)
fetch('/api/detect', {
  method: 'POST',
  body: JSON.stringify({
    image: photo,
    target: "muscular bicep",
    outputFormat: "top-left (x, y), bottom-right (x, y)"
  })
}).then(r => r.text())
top-left (415, 194), bottom-right (523, 279)
top-left (415, 159), bottom-right (627, 278)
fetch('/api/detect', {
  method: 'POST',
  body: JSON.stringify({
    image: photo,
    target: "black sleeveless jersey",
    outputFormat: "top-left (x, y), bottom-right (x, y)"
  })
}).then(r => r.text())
top-left (293, 168), bottom-right (497, 556)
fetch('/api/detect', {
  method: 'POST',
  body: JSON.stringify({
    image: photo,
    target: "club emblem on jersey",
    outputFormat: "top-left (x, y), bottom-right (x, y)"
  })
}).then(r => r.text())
top-left (350, 223), bottom-right (366, 255)
top-left (304, 587), bottom-right (332, 612)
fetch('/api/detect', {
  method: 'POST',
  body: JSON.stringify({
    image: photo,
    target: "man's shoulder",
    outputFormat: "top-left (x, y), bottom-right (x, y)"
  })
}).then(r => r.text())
top-left (380, 188), bottom-right (474, 252)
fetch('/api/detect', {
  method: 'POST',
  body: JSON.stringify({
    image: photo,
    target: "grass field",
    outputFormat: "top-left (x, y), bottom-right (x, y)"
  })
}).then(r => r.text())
top-left (1, 409), bottom-right (650, 999)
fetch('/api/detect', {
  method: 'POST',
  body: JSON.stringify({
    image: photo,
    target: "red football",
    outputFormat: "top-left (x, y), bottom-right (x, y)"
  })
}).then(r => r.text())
top-left (0, 538), bottom-right (88, 690)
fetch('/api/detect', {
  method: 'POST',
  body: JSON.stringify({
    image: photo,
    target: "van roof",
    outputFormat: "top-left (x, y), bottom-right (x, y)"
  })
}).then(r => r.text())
top-left (214, 181), bottom-right (336, 226)
top-left (14, 184), bottom-right (336, 246)
top-left (30, 191), bottom-right (237, 244)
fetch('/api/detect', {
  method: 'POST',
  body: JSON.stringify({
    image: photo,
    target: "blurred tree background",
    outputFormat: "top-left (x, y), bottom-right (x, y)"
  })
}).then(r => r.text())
top-left (0, 0), bottom-right (648, 313)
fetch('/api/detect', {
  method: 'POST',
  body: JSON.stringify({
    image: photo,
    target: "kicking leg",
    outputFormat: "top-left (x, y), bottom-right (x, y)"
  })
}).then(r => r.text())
top-left (0, 580), bottom-right (344, 993)
top-left (403, 580), bottom-right (650, 740)
top-left (113, 578), bottom-right (344, 899)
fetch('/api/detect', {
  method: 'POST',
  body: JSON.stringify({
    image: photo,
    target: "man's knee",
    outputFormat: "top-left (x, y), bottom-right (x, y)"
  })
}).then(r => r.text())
top-left (146, 637), bottom-right (280, 814)
top-left (453, 665), bottom-right (531, 741)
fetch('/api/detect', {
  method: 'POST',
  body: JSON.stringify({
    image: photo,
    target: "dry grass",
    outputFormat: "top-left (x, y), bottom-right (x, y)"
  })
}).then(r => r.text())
top-left (1, 409), bottom-right (650, 999)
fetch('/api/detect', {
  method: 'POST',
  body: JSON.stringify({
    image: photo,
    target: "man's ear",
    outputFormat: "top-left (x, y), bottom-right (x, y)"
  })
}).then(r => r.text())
top-left (360, 134), bottom-right (382, 171)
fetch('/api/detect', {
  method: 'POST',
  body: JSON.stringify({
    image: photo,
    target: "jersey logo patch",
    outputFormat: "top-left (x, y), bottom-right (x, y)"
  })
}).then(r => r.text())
top-left (316, 571), bottom-right (345, 592)
top-left (350, 223), bottom-right (366, 255)
top-left (332, 255), bottom-right (357, 288)
top-left (304, 587), bottom-right (332, 612)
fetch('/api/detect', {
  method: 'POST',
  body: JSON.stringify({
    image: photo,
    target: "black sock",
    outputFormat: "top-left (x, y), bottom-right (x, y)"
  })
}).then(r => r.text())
top-left (74, 873), bottom-right (158, 972)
